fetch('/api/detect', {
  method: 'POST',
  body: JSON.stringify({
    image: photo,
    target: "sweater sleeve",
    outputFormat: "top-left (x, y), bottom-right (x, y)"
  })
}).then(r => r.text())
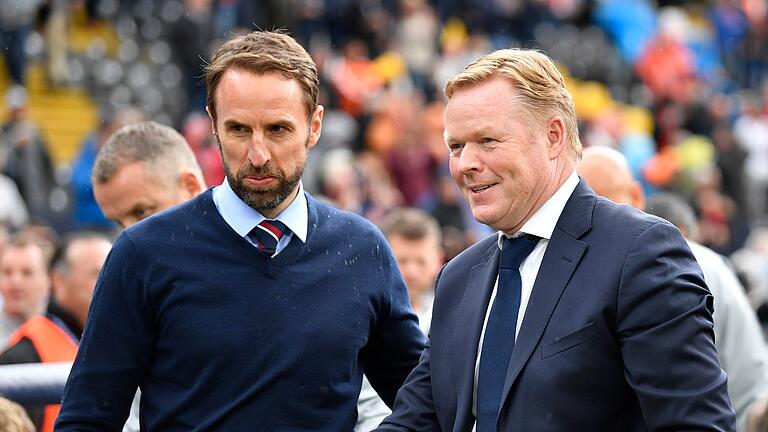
top-left (56, 232), bottom-right (155, 431)
top-left (360, 235), bottom-right (426, 408)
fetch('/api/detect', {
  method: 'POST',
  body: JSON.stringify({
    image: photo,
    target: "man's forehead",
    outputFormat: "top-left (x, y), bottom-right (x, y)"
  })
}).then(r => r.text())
top-left (0, 244), bottom-right (45, 266)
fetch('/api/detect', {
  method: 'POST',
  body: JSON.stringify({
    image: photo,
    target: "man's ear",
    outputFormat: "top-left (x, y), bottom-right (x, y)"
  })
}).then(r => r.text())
top-left (546, 116), bottom-right (567, 159)
top-left (178, 171), bottom-right (205, 199)
top-left (307, 105), bottom-right (324, 149)
top-left (206, 106), bottom-right (217, 137)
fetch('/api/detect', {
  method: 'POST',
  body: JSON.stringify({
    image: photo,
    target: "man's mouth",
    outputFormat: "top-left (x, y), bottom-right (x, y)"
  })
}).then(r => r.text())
top-left (470, 184), bottom-right (494, 193)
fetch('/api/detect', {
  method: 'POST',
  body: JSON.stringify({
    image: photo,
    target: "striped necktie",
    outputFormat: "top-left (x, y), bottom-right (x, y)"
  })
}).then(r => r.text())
top-left (249, 220), bottom-right (289, 257)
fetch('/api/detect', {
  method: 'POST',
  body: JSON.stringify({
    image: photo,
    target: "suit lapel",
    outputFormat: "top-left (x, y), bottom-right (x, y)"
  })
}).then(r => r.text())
top-left (451, 239), bottom-right (499, 431)
top-left (499, 179), bottom-right (595, 409)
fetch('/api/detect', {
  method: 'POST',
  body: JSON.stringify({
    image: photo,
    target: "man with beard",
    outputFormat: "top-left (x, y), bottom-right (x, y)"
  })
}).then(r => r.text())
top-left (56, 31), bottom-right (425, 431)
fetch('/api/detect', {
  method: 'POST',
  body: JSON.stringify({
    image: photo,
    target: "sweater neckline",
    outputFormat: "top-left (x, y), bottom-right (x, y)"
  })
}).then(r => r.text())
top-left (202, 189), bottom-right (316, 278)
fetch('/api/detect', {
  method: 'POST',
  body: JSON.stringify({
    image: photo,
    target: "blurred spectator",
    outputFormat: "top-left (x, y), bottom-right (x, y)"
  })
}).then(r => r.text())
top-left (709, 0), bottom-right (749, 83)
top-left (356, 151), bottom-right (403, 225)
top-left (592, 0), bottom-right (657, 63)
top-left (0, 232), bottom-right (112, 432)
top-left (325, 38), bottom-right (384, 119)
top-left (381, 207), bottom-right (443, 332)
top-left (393, 0), bottom-right (438, 90)
top-left (430, 22), bottom-right (489, 95)
top-left (732, 227), bottom-right (768, 309)
top-left (316, 148), bottom-right (364, 214)
top-left (714, 124), bottom-right (748, 216)
top-left (380, 93), bottom-right (439, 209)
top-left (635, 8), bottom-right (697, 103)
top-left (0, 235), bottom-right (50, 346)
top-left (41, 0), bottom-right (70, 87)
top-left (733, 95), bottom-right (768, 221)
top-left (0, 86), bottom-right (56, 224)
top-left (70, 106), bottom-right (145, 230)
top-left (181, 113), bottom-right (224, 187)
top-left (15, 223), bottom-right (59, 265)
top-left (0, 0), bottom-right (43, 85)
top-left (167, 0), bottom-right (217, 115)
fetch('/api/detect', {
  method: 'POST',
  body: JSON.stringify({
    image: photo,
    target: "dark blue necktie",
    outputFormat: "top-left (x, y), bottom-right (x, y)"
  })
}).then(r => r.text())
top-left (249, 220), bottom-right (288, 257)
top-left (476, 234), bottom-right (540, 432)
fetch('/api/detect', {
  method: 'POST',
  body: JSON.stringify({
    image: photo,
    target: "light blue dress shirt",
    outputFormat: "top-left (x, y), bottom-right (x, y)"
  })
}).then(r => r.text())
top-left (212, 178), bottom-right (308, 255)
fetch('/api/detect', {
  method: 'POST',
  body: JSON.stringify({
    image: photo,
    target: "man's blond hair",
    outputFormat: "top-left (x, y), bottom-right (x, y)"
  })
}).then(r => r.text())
top-left (445, 48), bottom-right (582, 159)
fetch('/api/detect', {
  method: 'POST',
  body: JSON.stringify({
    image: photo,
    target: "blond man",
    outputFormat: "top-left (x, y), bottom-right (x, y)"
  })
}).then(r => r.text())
top-left (377, 49), bottom-right (734, 431)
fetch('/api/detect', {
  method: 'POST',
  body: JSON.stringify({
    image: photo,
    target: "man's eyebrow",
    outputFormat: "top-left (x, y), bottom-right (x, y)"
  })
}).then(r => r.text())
top-left (222, 119), bottom-right (247, 128)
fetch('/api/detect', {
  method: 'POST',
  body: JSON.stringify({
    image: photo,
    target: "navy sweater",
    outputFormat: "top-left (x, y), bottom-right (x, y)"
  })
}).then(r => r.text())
top-left (56, 191), bottom-right (425, 431)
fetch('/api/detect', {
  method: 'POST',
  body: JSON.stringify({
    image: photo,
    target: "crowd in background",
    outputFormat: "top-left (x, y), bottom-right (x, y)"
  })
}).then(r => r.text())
top-left (1, 0), bottom-right (768, 321)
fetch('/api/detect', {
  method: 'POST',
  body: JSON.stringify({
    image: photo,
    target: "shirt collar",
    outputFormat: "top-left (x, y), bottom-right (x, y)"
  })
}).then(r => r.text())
top-left (212, 177), bottom-right (308, 243)
top-left (497, 171), bottom-right (579, 248)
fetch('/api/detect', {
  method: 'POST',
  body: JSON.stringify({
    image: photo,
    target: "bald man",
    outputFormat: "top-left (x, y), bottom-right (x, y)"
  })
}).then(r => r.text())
top-left (577, 146), bottom-right (644, 209)
top-left (579, 146), bottom-right (768, 432)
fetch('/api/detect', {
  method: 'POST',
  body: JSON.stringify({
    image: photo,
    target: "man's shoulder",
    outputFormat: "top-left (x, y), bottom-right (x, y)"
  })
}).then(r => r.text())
top-left (589, 195), bottom-right (670, 238)
top-left (307, 194), bottom-right (383, 238)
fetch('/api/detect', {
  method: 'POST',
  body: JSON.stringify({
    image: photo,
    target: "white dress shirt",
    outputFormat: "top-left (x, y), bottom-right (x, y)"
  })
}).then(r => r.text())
top-left (471, 172), bottom-right (579, 427)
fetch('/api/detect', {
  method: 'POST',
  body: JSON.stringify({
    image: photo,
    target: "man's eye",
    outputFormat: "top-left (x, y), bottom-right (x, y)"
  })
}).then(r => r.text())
top-left (135, 208), bottom-right (153, 220)
top-left (480, 137), bottom-right (496, 144)
top-left (269, 124), bottom-right (288, 133)
top-left (230, 125), bottom-right (248, 134)
top-left (448, 143), bottom-right (463, 152)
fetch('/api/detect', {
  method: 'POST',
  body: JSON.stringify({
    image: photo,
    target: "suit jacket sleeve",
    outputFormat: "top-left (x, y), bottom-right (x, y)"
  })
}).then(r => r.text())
top-left (618, 221), bottom-right (735, 430)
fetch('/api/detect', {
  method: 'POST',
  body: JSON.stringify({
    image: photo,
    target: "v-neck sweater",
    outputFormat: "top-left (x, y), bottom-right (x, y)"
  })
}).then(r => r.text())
top-left (57, 190), bottom-right (425, 432)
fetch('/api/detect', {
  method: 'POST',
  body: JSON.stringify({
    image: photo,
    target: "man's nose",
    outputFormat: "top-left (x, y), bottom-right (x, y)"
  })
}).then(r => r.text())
top-left (456, 142), bottom-right (482, 174)
top-left (248, 134), bottom-right (270, 167)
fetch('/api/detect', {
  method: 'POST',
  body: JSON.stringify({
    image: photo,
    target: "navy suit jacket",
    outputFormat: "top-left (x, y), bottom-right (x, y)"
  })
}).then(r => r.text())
top-left (378, 180), bottom-right (735, 431)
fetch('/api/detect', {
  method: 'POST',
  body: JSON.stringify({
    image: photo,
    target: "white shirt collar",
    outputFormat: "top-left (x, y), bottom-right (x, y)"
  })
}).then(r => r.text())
top-left (497, 171), bottom-right (579, 247)
top-left (212, 177), bottom-right (308, 243)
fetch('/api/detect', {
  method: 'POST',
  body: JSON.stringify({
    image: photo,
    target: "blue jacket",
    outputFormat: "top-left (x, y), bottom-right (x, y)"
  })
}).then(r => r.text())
top-left (379, 180), bottom-right (735, 431)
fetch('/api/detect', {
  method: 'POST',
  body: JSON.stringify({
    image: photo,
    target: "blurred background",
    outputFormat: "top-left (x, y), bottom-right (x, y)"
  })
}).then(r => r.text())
top-left (0, 0), bottom-right (767, 314)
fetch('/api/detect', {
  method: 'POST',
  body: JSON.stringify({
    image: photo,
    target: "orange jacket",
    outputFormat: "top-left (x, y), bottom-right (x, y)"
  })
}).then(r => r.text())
top-left (7, 315), bottom-right (78, 432)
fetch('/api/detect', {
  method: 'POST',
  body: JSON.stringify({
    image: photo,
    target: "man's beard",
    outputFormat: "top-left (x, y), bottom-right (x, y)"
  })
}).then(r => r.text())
top-left (222, 152), bottom-right (305, 213)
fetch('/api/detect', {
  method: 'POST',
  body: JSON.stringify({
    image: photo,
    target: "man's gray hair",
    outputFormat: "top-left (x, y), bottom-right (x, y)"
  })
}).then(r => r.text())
top-left (91, 121), bottom-right (204, 185)
top-left (645, 192), bottom-right (700, 240)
